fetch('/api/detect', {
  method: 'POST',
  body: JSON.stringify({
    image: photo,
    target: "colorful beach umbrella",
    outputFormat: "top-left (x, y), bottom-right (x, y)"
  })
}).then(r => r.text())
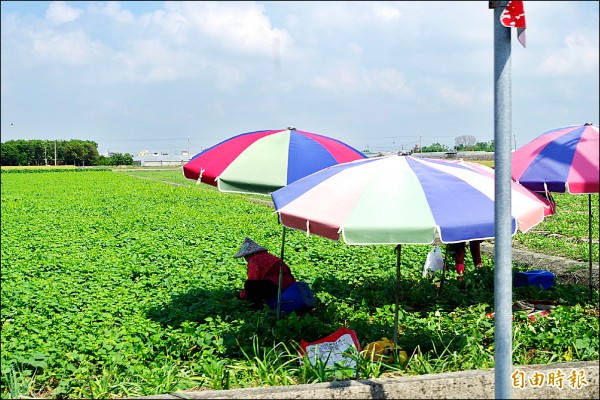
top-left (271, 155), bottom-right (553, 346)
top-left (512, 123), bottom-right (599, 194)
top-left (183, 127), bottom-right (367, 195)
top-left (183, 127), bottom-right (366, 319)
top-left (447, 158), bottom-right (556, 217)
top-left (272, 155), bottom-right (553, 245)
top-left (512, 123), bottom-right (599, 299)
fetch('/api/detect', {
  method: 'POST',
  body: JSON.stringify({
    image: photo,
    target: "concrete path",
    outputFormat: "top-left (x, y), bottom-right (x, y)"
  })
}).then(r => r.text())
top-left (142, 361), bottom-right (598, 399)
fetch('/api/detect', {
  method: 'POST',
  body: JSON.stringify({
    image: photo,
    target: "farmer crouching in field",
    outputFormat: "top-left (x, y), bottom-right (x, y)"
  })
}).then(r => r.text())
top-left (234, 237), bottom-right (296, 308)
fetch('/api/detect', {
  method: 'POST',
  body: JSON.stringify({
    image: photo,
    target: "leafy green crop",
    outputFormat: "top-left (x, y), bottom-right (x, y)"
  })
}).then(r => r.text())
top-left (513, 192), bottom-right (599, 262)
top-left (1, 170), bottom-right (598, 398)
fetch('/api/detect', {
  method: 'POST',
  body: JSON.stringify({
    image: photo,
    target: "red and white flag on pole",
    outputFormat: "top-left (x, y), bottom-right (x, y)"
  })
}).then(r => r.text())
top-left (500, 0), bottom-right (526, 48)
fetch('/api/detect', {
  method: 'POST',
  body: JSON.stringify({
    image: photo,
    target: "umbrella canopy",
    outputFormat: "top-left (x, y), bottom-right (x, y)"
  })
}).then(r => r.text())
top-left (272, 155), bottom-right (553, 245)
top-left (183, 127), bottom-right (367, 195)
top-left (511, 123), bottom-right (599, 299)
top-left (271, 154), bottom-right (553, 347)
top-left (512, 123), bottom-right (599, 194)
top-left (447, 158), bottom-right (555, 217)
top-left (183, 127), bottom-right (366, 319)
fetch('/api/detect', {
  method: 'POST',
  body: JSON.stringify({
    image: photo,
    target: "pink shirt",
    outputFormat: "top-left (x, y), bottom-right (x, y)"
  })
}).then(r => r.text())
top-left (240, 252), bottom-right (296, 300)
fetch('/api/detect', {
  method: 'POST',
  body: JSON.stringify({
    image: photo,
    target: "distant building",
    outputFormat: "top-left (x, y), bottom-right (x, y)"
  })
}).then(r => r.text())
top-left (133, 150), bottom-right (191, 167)
top-left (411, 151), bottom-right (494, 160)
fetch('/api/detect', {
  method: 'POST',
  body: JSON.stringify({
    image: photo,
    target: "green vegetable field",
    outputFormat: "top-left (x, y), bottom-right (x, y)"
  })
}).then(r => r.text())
top-left (1, 169), bottom-right (598, 398)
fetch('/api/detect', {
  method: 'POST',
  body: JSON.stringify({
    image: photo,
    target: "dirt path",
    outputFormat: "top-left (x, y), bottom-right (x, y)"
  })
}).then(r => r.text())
top-left (480, 242), bottom-right (598, 287)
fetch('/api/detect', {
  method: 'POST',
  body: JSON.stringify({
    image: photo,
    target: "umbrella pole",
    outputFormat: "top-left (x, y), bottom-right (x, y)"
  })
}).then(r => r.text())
top-left (394, 244), bottom-right (402, 350)
top-left (276, 225), bottom-right (286, 320)
top-left (438, 245), bottom-right (450, 298)
top-left (589, 194), bottom-right (593, 301)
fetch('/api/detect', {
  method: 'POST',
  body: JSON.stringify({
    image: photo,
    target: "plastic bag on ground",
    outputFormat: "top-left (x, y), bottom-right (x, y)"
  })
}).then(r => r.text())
top-left (299, 328), bottom-right (361, 370)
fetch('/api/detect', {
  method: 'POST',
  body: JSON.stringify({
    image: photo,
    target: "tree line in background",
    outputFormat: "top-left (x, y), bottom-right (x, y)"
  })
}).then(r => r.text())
top-left (364, 135), bottom-right (494, 155)
top-left (2, 135), bottom-right (494, 167)
top-left (0, 139), bottom-right (134, 167)
top-left (413, 135), bottom-right (495, 153)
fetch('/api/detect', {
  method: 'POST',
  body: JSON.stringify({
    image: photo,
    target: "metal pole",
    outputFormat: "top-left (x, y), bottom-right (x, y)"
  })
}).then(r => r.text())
top-left (394, 244), bottom-right (401, 350)
top-left (494, 3), bottom-right (513, 398)
top-left (276, 225), bottom-right (286, 320)
top-left (589, 194), bottom-right (594, 300)
top-left (438, 244), bottom-right (450, 298)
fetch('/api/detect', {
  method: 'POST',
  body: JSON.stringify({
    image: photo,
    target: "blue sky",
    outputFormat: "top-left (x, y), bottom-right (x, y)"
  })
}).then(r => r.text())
top-left (1, 1), bottom-right (598, 156)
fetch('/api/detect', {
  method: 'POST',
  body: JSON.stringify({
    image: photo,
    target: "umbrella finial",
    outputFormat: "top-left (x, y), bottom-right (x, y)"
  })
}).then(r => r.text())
top-left (287, 126), bottom-right (296, 131)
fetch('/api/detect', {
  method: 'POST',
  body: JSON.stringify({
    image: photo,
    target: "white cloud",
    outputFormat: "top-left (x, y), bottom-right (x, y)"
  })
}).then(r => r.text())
top-left (213, 65), bottom-right (246, 91)
top-left (45, 1), bottom-right (82, 24)
top-left (539, 31), bottom-right (599, 75)
top-left (114, 39), bottom-right (196, 82)
top-left (310, 66), bottom-right (370, 93)
top-left (108, 39), bottom-right (246, 88)
top-left (31, 29), bottom-right (105, 65)
top-left (310, 2), bottom-right (402, 27)
top-left (371, 5), bottom-right (402, 22)
top-left (371, 68), bottom-right (409, 96)
top-left (158, 2), bottom-right (294, 57)
top-left (1, 1), bottom-right (597, 153)
top-left (141, 8), bottom-right (189, 36)
top-left (89, 1), bottom-right (135, 24)
top-left (310, 66), bottom-right (410, 97)
top-left (438, 87), bottom-right (472, 107)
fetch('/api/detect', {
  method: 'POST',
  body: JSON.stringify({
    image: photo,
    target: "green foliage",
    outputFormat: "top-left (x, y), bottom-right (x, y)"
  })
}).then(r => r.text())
top-left (1, 139), bottom-right (107, 167)
top-left (96, 153), bottom-right (135, 166)
top-left (420, 142), bottom-right (450, 152)
top-left (455, 141), bottom-right (495, 152)
top-left (1, 170), bottom-right (598, 398)
top-left (1, 168), bottom-right (112, 174)
top-left (513, 192), bottom-right (599, 263)
top-left (62, 140), bottom-right (98, 166)
top-left (471, 141), bottom-right (494, 152)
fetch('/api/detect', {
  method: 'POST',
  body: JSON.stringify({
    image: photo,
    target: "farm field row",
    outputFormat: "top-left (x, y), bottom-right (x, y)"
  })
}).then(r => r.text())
top-left (1, 169), bottom-right (598, 398)
top-left (121, 168), bottom-right (599, 264)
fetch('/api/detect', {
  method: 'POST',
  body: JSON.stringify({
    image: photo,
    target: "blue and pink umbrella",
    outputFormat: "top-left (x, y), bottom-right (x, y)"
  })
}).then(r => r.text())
top-left (183, 127), bottom-right (366, 195)
top-left (512, 123), bottom-right (599, 194)
top-left (512, 123), bottom-right (599, 298)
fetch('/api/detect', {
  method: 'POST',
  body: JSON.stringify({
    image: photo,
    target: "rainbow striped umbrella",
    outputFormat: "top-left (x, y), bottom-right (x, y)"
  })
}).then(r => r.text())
top-left (272, 155), bottom-right (552, 245)
top-left (183, 127), bottom-right (366, 319)
top-left (271, 154), bottom-right (553, 346)
top-left (183, 127), bottom-right (366, 195)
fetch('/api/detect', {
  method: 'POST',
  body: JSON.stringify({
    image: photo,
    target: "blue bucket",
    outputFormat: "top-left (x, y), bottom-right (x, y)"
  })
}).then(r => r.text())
top-left (267, 282), bottom-right (316, 315)
top-left (513, 270), bottom-right (556, 290)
